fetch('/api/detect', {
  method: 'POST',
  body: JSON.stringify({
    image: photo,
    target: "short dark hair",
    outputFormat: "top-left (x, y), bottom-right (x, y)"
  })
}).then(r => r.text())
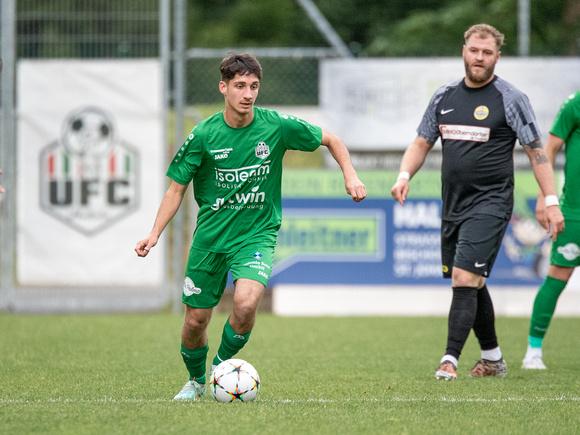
top-left (219, 52), bottom-right (263, 82)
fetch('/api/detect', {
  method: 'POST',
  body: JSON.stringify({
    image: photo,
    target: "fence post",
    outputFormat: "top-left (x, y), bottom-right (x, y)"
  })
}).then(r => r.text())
top-left (0, 0), bottom-right (17, 311)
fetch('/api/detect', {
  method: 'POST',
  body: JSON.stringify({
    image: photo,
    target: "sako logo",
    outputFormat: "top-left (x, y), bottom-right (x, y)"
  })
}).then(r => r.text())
top-left (39, 106), bottom-right (139, 236)
top-left (211, 148), bottom-right (233, 160)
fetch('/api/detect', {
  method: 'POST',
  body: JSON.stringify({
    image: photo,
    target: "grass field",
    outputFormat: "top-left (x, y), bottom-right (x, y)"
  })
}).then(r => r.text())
top-left (1, 313), bottom-right (579, 434)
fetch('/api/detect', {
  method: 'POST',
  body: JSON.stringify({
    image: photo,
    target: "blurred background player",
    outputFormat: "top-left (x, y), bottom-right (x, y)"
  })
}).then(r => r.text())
top-left (135, 53), bottom-right (366, 399)
top-left (523, 91), bottom-right (580, 369)
top-left (391, 24), bottom-right (564, 380)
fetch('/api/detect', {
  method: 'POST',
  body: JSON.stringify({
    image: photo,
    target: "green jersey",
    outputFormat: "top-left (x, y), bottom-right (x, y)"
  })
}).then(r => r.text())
top-left (551, 91), bottom-right (580, 218)
top-left (167, 107), bottom-right (322, 252)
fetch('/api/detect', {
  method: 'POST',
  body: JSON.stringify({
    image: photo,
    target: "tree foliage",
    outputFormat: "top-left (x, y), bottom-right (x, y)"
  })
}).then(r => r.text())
top-left (187, 0), bottom-right (579, 56)
top-left (13, 0), bottom-right (579, 57)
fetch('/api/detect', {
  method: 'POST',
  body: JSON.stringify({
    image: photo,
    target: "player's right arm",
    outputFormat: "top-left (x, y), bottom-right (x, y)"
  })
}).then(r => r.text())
top-left (135, 180), bottom-right (188, 257)
top-left (391, 136), bottom-right (434, 206)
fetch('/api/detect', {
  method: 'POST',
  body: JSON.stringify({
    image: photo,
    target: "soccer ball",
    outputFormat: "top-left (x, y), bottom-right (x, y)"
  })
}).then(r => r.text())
top-left (209, 359), bottom-right (260, 403)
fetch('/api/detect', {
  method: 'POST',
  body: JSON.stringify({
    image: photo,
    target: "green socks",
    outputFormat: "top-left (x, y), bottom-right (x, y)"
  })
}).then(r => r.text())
top-left (180, 343), bottom-right (209, 383)
top-left (212, 317), bottom-right (252, 366)
top-left (528, 275), bottom-right (567, 347)
top-left (180, 318), bottom-right (253, 381)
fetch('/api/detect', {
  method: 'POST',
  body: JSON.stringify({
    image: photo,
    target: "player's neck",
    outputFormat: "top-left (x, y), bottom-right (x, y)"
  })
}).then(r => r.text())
top-left (223, 107), bottom-right (254, 128)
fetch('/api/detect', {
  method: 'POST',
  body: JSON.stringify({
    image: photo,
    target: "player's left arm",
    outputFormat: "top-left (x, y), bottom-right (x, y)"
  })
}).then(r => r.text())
top-left (320, 129), bottom-right (367, 202)
top-left (523, 139), bottom-right (565, 240)
top-left (535, 134), bottom-right (565, 230)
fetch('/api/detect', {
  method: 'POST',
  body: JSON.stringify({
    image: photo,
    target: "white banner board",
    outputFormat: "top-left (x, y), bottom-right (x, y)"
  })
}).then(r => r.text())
top-left (321, 57), bottom-right (580, 150)
top-left (17, 60), bottom-right (165, 286)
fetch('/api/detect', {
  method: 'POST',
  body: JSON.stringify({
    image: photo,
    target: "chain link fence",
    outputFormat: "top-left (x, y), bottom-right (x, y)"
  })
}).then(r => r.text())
top-left (12, 1), bottom-right (338, 106)
top-left (186, 55), bottom-right (321, 105)
top-left (15, 0), bottom-right (160, 58)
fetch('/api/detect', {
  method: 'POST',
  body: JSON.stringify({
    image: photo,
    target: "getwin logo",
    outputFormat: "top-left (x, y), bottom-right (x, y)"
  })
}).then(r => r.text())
top-left (211, 186), bottom-right (265, 211)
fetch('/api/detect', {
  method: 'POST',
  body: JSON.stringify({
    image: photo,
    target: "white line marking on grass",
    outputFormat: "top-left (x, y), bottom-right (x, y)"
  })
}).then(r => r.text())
top-left (271, 396), bottom-right (580, 404)
top-left (2, 396), bottom-right (580, 404)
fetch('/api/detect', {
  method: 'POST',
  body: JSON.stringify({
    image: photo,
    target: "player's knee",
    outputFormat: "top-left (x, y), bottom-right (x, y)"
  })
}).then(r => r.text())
top-left (232, 303), bottom-right (257, 329)
top-left (452, 268), bottom-right (484, 288)
top-left (183, 309), bottom-right (211, 332)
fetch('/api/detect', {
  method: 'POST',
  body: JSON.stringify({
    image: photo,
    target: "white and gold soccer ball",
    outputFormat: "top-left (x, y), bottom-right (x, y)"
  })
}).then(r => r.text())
top-left (209, 359), bottom-right (260, 403)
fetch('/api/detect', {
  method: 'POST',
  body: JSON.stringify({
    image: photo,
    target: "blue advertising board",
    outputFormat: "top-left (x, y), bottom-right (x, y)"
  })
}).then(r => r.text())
top-left (267, 170), bottom-right (552, 287)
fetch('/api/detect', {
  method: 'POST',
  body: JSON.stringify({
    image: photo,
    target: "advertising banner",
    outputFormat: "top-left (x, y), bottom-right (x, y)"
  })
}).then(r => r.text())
top-left (320, 58), bottom-right (580, 150)
top-left (17, 60), bottom-right (165, 287)
top-left (271, 169), bottom-right (555, 287)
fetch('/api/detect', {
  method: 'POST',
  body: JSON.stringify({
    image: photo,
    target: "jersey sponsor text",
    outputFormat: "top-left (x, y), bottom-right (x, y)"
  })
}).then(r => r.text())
top-left (214, 161), bottom-right (271, 184)
top-left (439, 124), bottom-right (490, 142)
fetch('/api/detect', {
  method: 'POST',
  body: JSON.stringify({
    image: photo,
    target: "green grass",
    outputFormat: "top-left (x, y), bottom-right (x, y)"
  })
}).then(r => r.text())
top-left (1, 313), bottom-right (579, 434)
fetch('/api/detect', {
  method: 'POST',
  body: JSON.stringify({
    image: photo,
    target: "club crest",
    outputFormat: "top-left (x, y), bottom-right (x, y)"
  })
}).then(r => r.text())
top-left (255, 142), bottom-right (270, 159)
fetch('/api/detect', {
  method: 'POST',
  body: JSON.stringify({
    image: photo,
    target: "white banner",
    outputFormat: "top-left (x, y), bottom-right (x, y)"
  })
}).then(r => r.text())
top-left (17, 60), bottom-right (165, 286)
top-left (321, 57), bottom-right (580, 150)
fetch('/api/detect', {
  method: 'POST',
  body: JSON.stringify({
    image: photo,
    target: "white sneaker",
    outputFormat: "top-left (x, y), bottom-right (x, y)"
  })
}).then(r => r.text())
top-left (173, 379), bottom-right (206, 400)
top-left (210, 364), bottom-right (217, 379)
top-left (522, 355), bottom-right (547, 370)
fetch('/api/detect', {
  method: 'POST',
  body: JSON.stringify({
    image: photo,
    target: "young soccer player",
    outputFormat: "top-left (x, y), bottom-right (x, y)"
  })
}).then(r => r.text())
top-left (522, 91), bottom-right (580, 369)
top-left (135, 53), bottom-right (366, 399)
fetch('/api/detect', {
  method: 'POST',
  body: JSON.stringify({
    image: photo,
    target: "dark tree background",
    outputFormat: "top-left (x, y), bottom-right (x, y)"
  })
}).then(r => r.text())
top-left (187, 0), bottom-right (580, 56)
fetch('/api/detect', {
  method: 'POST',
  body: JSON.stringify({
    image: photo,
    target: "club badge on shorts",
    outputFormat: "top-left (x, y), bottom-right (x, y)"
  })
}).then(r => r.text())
top-left (183, 277), bottom-right (201, 296)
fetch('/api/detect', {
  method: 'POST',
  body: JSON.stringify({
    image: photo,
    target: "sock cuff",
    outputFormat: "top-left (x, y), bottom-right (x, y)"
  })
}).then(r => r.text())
top-left (180, 343), bottom-right (209, 360)
top-left (545, 274), bottom-right (568, 287)
top-left (451, 286), bottom-right (478, 299)
top-left (441, 354), bottom-right (458, 368)
top-left (528, 335), bottom-right (543, 348)
top-left (224, 317), bottom-right (252, 341)
top-left (481, 346), bottom-right (502, 361)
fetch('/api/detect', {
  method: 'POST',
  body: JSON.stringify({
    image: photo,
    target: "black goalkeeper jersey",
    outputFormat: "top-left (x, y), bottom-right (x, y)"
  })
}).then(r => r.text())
top-left (417, 76), bottom-right (541, 222)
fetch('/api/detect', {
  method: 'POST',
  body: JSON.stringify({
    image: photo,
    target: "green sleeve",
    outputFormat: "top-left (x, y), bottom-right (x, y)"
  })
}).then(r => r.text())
top-left (166, 128), bottom-right (203, 184)
top-left (279, 113), bottom-right (322, 152)
top-left (550, 92), bottom-right (580, 142)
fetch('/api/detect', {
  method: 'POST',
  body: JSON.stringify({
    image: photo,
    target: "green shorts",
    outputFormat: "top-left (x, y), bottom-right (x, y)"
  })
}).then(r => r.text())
top-left (182, 241), bottom-right (275, 309)
top-left (550, 216), bottom-right (580, 268)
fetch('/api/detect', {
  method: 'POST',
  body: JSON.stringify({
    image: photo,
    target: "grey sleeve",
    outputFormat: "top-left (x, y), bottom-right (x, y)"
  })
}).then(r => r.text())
top-left (416, 88), bottom-right (444, 143)
top-left (495, 79), bottom-right (542, 146)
